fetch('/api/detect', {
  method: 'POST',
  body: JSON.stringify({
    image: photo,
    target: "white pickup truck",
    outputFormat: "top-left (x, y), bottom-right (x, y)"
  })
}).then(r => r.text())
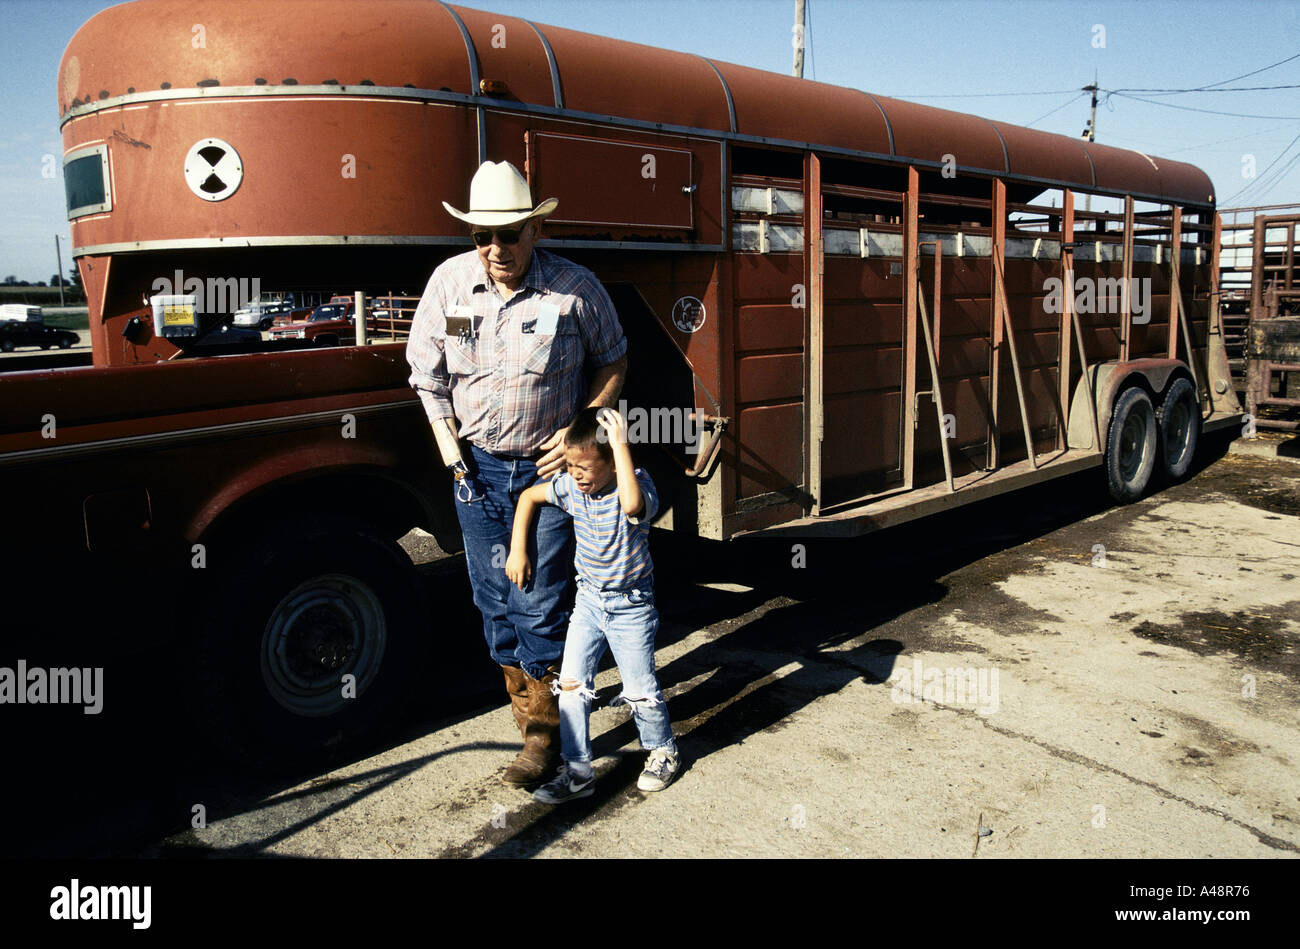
top-left (0, 304), bottom-right (42, 322)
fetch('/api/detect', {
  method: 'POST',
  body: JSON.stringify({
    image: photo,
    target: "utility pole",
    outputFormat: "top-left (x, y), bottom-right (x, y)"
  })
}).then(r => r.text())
top-left (54, 235), bottom-right (65, 307)
top-left (1081, 81), bottom-right (1098, 144)
top-left (793, 0), bottom-right (805, 78)
top-left (1081, 79), bottom-right (1098, 214)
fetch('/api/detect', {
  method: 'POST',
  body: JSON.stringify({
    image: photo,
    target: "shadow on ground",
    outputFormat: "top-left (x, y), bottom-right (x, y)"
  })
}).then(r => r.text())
top-left (6, 433), bottom-right (1245, 857)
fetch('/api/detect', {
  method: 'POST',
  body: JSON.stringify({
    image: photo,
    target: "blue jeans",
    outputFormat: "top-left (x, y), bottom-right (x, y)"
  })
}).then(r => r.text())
top-left (452, 444), bottom-right (575, 680)
top-left (556, 579), bottom-right (676, 763)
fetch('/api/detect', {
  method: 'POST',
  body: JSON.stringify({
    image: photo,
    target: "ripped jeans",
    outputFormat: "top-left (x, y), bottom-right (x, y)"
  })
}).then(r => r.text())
top-left (555, 579), bottom-right (676, 763)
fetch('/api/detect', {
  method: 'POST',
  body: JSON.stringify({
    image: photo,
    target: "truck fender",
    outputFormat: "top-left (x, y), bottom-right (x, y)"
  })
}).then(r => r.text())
top-left (186, 442), bottom-right (458, 553)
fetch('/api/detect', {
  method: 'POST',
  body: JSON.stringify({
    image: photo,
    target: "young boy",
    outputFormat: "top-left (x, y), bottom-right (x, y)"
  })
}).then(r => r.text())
top-left (505, 405), bottom-right (680, 802)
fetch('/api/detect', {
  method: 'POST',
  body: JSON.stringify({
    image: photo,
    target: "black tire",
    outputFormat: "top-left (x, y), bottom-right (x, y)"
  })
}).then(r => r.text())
top-left (194, 514), bottom-right (429, 768)
top-left (1105, 386), bottom-right (1158, 503)
top-left (1, 340), bottom-right (13, 353)
top-left (58, 337), bottom-right (72, 349)
top-left (1158, 377), bottom-right (1200, 483)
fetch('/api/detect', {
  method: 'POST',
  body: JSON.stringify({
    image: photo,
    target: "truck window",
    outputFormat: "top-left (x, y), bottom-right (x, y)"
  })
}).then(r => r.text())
top-left (64, 144), bottom-right (112, 218)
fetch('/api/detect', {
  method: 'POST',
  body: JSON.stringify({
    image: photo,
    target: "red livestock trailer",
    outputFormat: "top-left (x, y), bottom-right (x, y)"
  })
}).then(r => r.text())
top-left (4, 0), bottom-right (1241, 758)
top-left (55, 0), bottom-right (1240, 541)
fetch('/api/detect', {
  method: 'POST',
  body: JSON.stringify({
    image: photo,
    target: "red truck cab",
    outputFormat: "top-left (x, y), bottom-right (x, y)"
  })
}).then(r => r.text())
top-left (266, 296), bottom-right (378, 346)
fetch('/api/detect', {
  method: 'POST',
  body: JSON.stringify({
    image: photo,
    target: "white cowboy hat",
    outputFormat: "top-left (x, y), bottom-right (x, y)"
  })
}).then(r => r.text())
top-left (442, 160), bottom-right (558, 227)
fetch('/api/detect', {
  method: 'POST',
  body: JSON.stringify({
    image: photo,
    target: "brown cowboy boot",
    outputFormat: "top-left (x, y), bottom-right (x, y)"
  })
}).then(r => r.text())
top-left (501, 664), bottom-right (561, 787)
top-left (501, 664), bottom-right (530, 736)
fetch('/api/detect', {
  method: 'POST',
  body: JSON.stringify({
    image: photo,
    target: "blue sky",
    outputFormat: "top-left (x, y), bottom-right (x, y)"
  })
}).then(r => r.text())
top-left (1, 0), bottom-right (1297, 282)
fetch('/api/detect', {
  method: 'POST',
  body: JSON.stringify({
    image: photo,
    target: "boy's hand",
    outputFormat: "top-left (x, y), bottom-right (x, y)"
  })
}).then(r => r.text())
top-left (596, 407), bottom-right (628, 445)
top-left (505, 548), bottom-right (532, 590)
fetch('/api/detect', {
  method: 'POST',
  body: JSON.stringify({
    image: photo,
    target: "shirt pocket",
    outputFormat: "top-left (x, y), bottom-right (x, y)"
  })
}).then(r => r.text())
top-left (444, 337), bottom-right (478, 376)
top-left (520, 324), bottom-right (580, 376)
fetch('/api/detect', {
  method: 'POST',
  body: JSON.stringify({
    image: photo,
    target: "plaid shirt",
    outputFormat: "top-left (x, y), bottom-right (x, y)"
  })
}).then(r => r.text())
top-left (406, 248), bottom-right (627, 457)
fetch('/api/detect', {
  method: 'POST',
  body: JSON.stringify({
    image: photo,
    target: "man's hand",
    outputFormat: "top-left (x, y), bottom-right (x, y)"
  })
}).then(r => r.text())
top-left (505, 546), bottom-right (532, 591)
top-left (535, 426), bottom-right (569, 478)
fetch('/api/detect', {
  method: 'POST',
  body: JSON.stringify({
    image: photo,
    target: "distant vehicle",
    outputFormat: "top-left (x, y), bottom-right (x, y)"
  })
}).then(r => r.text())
top-left (237, 291), bottom-right (326, 330)
top-left (232, 302), bottom-right (277, 331)
top-left (0, 305), bottom-right (42, 322)
top-left (265, 301), bottom-right (367, 346)
top-left (0, 320), bottom-right (78, 352)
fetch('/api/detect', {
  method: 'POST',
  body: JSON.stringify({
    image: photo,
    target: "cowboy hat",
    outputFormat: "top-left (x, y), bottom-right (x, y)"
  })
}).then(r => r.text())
top-left (442, 160), bottom-right (558, 227)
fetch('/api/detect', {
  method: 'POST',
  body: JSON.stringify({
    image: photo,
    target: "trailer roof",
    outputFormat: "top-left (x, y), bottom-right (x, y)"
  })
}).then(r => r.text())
top-left (60, 0), bottom-right (1214, 208)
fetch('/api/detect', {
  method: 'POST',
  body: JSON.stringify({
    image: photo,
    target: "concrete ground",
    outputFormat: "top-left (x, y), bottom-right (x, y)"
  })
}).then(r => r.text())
top-left (126, 432), bottom-right (1298, 859)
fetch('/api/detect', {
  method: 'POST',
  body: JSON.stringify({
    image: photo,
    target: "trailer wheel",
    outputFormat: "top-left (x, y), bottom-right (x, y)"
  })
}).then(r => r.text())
top-left (1105, 386), bottom-right (1157, 503)
top-left (195, 514), bottom-right (428, 767)
top-left (1158, 377), bottom-right (1200, 483)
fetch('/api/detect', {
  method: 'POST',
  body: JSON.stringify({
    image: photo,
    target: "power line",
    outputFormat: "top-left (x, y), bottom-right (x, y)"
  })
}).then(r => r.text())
top-left (889, 89), bottom-right (1079, 99)
top-left (1109, 50), bottom-right (1300, 95)
top-left (1221, 131), bottom-right (1300, 205)
top-left (1199, 51), bottom-right (1300, 90)
top-left (1111, 84), bottom-right (1300, 94)
top-left (1025, 92), bottom-right (1088, 128)
top-left (1106, 91), bottom-right (1300, 121)
top-left (807, 0), bottom-right (815, 81)
top-left (1231, 142), bottom-right (1300, 204)
top-left (1227, 148), bottom-right (1300, 206)
top-left (1160, 123), bottom-right (1296, 154)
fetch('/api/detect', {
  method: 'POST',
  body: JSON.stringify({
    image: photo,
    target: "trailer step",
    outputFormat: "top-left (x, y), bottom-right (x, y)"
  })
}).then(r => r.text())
top-left (736, 449), bottom-right (1104, 539)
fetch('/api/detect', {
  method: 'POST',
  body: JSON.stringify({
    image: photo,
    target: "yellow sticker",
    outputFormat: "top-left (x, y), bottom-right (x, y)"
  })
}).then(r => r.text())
top-left (163, 305), bottom-right (194, 326)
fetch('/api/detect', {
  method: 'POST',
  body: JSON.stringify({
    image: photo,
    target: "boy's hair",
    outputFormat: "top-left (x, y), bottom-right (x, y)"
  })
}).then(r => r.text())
top-left (564, 406), bottom-right (614, 462)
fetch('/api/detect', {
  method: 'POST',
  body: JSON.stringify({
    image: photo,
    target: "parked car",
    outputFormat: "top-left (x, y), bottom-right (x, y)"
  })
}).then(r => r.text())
top-left (233, 302), bottom-right (286, 331)
top-left (0, 320), bottom-right (79, 352)
top-left (266, 301), bottom-right (370, 346)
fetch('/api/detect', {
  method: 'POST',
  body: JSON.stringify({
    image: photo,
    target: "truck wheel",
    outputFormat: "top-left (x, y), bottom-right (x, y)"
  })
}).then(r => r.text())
top-left (195, 514), bottom-right (429, 768)
top-left (1105, 386), bottom-right (1157, 503)
top-left (58, 337), bottom-right (72, 349)
top-left (1158, 377), bottom-right (1200, 483)
top-left (1, 340), bottom-right (13, 353)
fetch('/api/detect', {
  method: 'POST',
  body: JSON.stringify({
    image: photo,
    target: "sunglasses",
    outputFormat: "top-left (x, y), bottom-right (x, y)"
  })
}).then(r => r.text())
top-left (470, 227), bottom-right (525, 247)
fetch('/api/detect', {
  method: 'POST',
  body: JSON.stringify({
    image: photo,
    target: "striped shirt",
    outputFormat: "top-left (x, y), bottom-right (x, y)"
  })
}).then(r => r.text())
top-left (548, 468), bottom-right (659, 591)
top-left (405, 248), bottom-right (627, 457)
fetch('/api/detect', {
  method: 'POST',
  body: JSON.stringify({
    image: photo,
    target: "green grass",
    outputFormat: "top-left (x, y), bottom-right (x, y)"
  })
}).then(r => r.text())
top-left (0, 285), bottom-right (85, 304)
top-left (0, 286), bottom-right (90, 331)
top-left (42, 310), bottom-right (90, 332)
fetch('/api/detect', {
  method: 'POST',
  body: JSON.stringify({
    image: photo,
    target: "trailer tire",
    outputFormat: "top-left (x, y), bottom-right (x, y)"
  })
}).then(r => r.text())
top-left (1105, 386), bottom-right (1158, 503)
top-left (1158, 377), bottom-right (1200, 483)
top-left (195, 514), bottom-right (428, 768)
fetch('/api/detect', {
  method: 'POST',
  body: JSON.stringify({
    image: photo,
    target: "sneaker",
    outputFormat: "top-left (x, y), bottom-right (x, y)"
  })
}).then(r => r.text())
top-left (637, 748), bottom-right (681, 792)
top-left (533, 763), bottom-right (595, 804)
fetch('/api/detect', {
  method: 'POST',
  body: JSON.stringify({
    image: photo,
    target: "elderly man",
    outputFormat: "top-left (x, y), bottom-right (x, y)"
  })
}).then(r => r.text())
top-left (406, 160), bottom-right (628, 786)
